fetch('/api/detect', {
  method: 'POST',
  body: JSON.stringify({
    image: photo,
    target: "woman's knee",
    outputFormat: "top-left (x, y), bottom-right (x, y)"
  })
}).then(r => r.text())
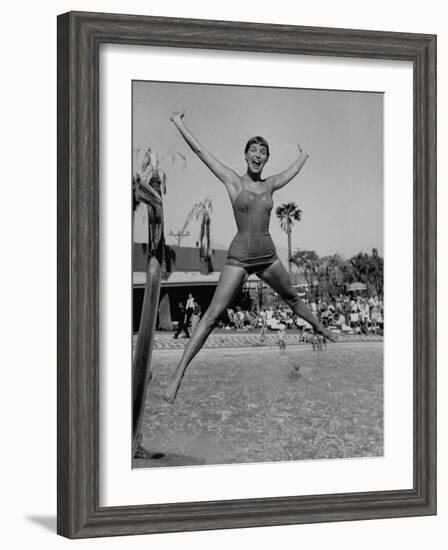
top-left (202, 309), bottom-right (220, 329)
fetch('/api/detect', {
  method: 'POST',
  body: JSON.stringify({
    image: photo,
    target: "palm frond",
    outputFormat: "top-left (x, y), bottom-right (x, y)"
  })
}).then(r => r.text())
top-left (278, 218), bottom-right (290, 232)
top-left (133, 147), bottom-right (156, 186)
top-left (180, 202), bottom-right (201, 236)
top-left (276, 201), bottom-right (302, 232)
top-left (160, 150), bottom-right (187, 170)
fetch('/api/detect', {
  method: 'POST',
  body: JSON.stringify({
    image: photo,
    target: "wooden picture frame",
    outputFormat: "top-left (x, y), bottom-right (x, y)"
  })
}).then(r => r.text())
top-left (57, 11), bottom-right (437, 538)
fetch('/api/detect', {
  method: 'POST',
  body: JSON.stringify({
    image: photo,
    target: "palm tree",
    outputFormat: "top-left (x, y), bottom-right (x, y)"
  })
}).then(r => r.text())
top-left (276, 202), bottom-right (302, 278)
top-left (349, 249), bottom-right (384, 296)
top-left (183, 199), bottom-right (214, 274)
top-left (131, 146), bottom-right (185, 457)
top-left (291, 249), bottom-right (320, 300)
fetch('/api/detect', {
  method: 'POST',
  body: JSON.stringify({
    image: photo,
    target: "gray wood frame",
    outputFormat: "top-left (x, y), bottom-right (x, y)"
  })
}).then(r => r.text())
top-left (57, 11), bottom-right (437, 539)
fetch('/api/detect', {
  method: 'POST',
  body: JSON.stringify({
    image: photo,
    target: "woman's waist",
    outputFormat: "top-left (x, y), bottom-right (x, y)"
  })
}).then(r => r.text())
top-left (228, 232), bottom-right (276, 255)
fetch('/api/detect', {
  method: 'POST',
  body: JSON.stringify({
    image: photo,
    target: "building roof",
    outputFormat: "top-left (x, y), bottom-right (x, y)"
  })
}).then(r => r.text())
top-left (133, 244), bottom-right (228, 273)
top-left (133, 244), bottom-right (311, 288)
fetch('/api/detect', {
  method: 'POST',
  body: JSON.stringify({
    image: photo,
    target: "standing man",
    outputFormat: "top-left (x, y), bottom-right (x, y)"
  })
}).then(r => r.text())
top-left (173, 302), bottom-right (190, 339)
top-left (185, 292), bottom-right (195, 328)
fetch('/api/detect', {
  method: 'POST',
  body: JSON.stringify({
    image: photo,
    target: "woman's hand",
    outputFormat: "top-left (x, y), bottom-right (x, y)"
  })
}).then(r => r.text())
top-left (168, 110), bottom-right (238, 187)
top-left (297, 142), bottom-right (309, 160)
top-left (170, 109), bottom-right (185, 123)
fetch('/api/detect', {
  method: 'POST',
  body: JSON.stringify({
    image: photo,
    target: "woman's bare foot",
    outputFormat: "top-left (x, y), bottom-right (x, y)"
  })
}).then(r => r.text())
top-left (134, 444), bottom-right (151, 459)
top-left (163, 380), bottom-right (179, 404)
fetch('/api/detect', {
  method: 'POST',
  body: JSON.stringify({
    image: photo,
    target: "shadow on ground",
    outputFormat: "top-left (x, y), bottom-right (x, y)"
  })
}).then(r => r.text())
top-left (25, 515), bottom-right (56, 533)
top-left (133, 451), bottom-right (206, 469)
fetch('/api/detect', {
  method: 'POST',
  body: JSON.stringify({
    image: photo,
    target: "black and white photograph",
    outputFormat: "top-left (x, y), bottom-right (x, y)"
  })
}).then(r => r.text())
top-left (131, 80), bottom-right (384, 468)
top-left (1, 0), bottom-right (441, 545)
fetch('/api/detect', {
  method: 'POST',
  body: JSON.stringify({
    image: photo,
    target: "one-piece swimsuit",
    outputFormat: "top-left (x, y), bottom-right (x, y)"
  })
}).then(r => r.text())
top-left (226, 186), bottom-right (278, 274)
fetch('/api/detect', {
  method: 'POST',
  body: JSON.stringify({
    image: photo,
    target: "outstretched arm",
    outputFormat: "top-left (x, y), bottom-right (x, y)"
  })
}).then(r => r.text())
top-left (266, 144), bottom-right (309, 192)
top-left (170, 110), bottom-right (239, 190)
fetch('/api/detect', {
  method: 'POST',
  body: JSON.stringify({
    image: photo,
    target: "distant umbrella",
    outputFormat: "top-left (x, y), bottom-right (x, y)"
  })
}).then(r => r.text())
top-left (347, 282), bottom-right (367, 292)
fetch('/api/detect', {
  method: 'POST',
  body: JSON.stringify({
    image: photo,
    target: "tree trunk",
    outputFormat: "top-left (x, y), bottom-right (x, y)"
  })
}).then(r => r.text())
top-left (199, 258), bottom-right (209, 275)
top-left (132, 255), bottom-right (161, 456)
top-left (287, 219), bottom-right (292, 279)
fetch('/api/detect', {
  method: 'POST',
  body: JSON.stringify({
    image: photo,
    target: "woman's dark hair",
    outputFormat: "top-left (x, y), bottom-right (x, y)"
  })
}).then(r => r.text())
top-left (244, 136), bottom-right (270, 157)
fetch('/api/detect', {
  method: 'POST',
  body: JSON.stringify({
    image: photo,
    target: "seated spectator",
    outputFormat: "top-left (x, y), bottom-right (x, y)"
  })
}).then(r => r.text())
top-left (321, 307), bottom-right (329, 326)
top-left (235, 307), bottom-right (244, 330)
top-left (335, 312), bottom-right (345, 328)
top-left (226, 308), bottom-right (235, 329)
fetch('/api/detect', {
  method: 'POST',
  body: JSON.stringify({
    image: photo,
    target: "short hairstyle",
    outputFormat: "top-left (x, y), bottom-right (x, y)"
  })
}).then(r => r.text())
top-left (244, 136), bottom-right (270, 157)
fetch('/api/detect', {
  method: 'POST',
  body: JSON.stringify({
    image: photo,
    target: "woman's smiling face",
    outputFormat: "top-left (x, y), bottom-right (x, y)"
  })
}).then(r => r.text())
top-left (245, 143), bottom-right (269, 174)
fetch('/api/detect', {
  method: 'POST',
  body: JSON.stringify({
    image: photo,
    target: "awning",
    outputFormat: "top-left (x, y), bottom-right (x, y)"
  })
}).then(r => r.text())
top-left (133, 271), bottom-right (259, 288)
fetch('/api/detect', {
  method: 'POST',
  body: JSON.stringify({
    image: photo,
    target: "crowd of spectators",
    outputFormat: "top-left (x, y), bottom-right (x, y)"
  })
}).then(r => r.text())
top-left (220, 294), bottom-right (384, 336)
top-left (171, 291), bottom-right (384, 337)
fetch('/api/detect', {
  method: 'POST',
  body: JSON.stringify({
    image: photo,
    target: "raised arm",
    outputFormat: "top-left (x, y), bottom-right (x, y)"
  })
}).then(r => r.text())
top-left (265, 144), bottom-right (309, 192)
top-left (170, 110), bottom-right (239, 191)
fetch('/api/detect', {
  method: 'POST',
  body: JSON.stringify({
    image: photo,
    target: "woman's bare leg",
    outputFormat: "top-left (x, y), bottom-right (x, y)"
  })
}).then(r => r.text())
top-left (259, 260), bottom-right (337, 341)
top-left (164, 265), bottom-right (247, 403)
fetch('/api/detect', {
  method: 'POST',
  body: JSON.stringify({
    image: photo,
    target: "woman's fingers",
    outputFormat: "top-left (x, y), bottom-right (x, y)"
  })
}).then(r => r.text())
top-left (170, 109), bottom-right (185, 121)
top-left (298, 142), bottom-right (309, 158)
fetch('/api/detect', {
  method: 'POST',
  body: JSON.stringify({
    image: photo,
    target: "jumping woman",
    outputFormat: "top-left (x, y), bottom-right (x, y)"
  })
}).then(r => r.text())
top-left (164, 110), bottom-right (336, 403)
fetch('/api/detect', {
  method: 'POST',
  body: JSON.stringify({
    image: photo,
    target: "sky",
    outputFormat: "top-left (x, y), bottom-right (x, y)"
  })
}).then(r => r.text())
top-left (133, 80), bottom-right (383, 259)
